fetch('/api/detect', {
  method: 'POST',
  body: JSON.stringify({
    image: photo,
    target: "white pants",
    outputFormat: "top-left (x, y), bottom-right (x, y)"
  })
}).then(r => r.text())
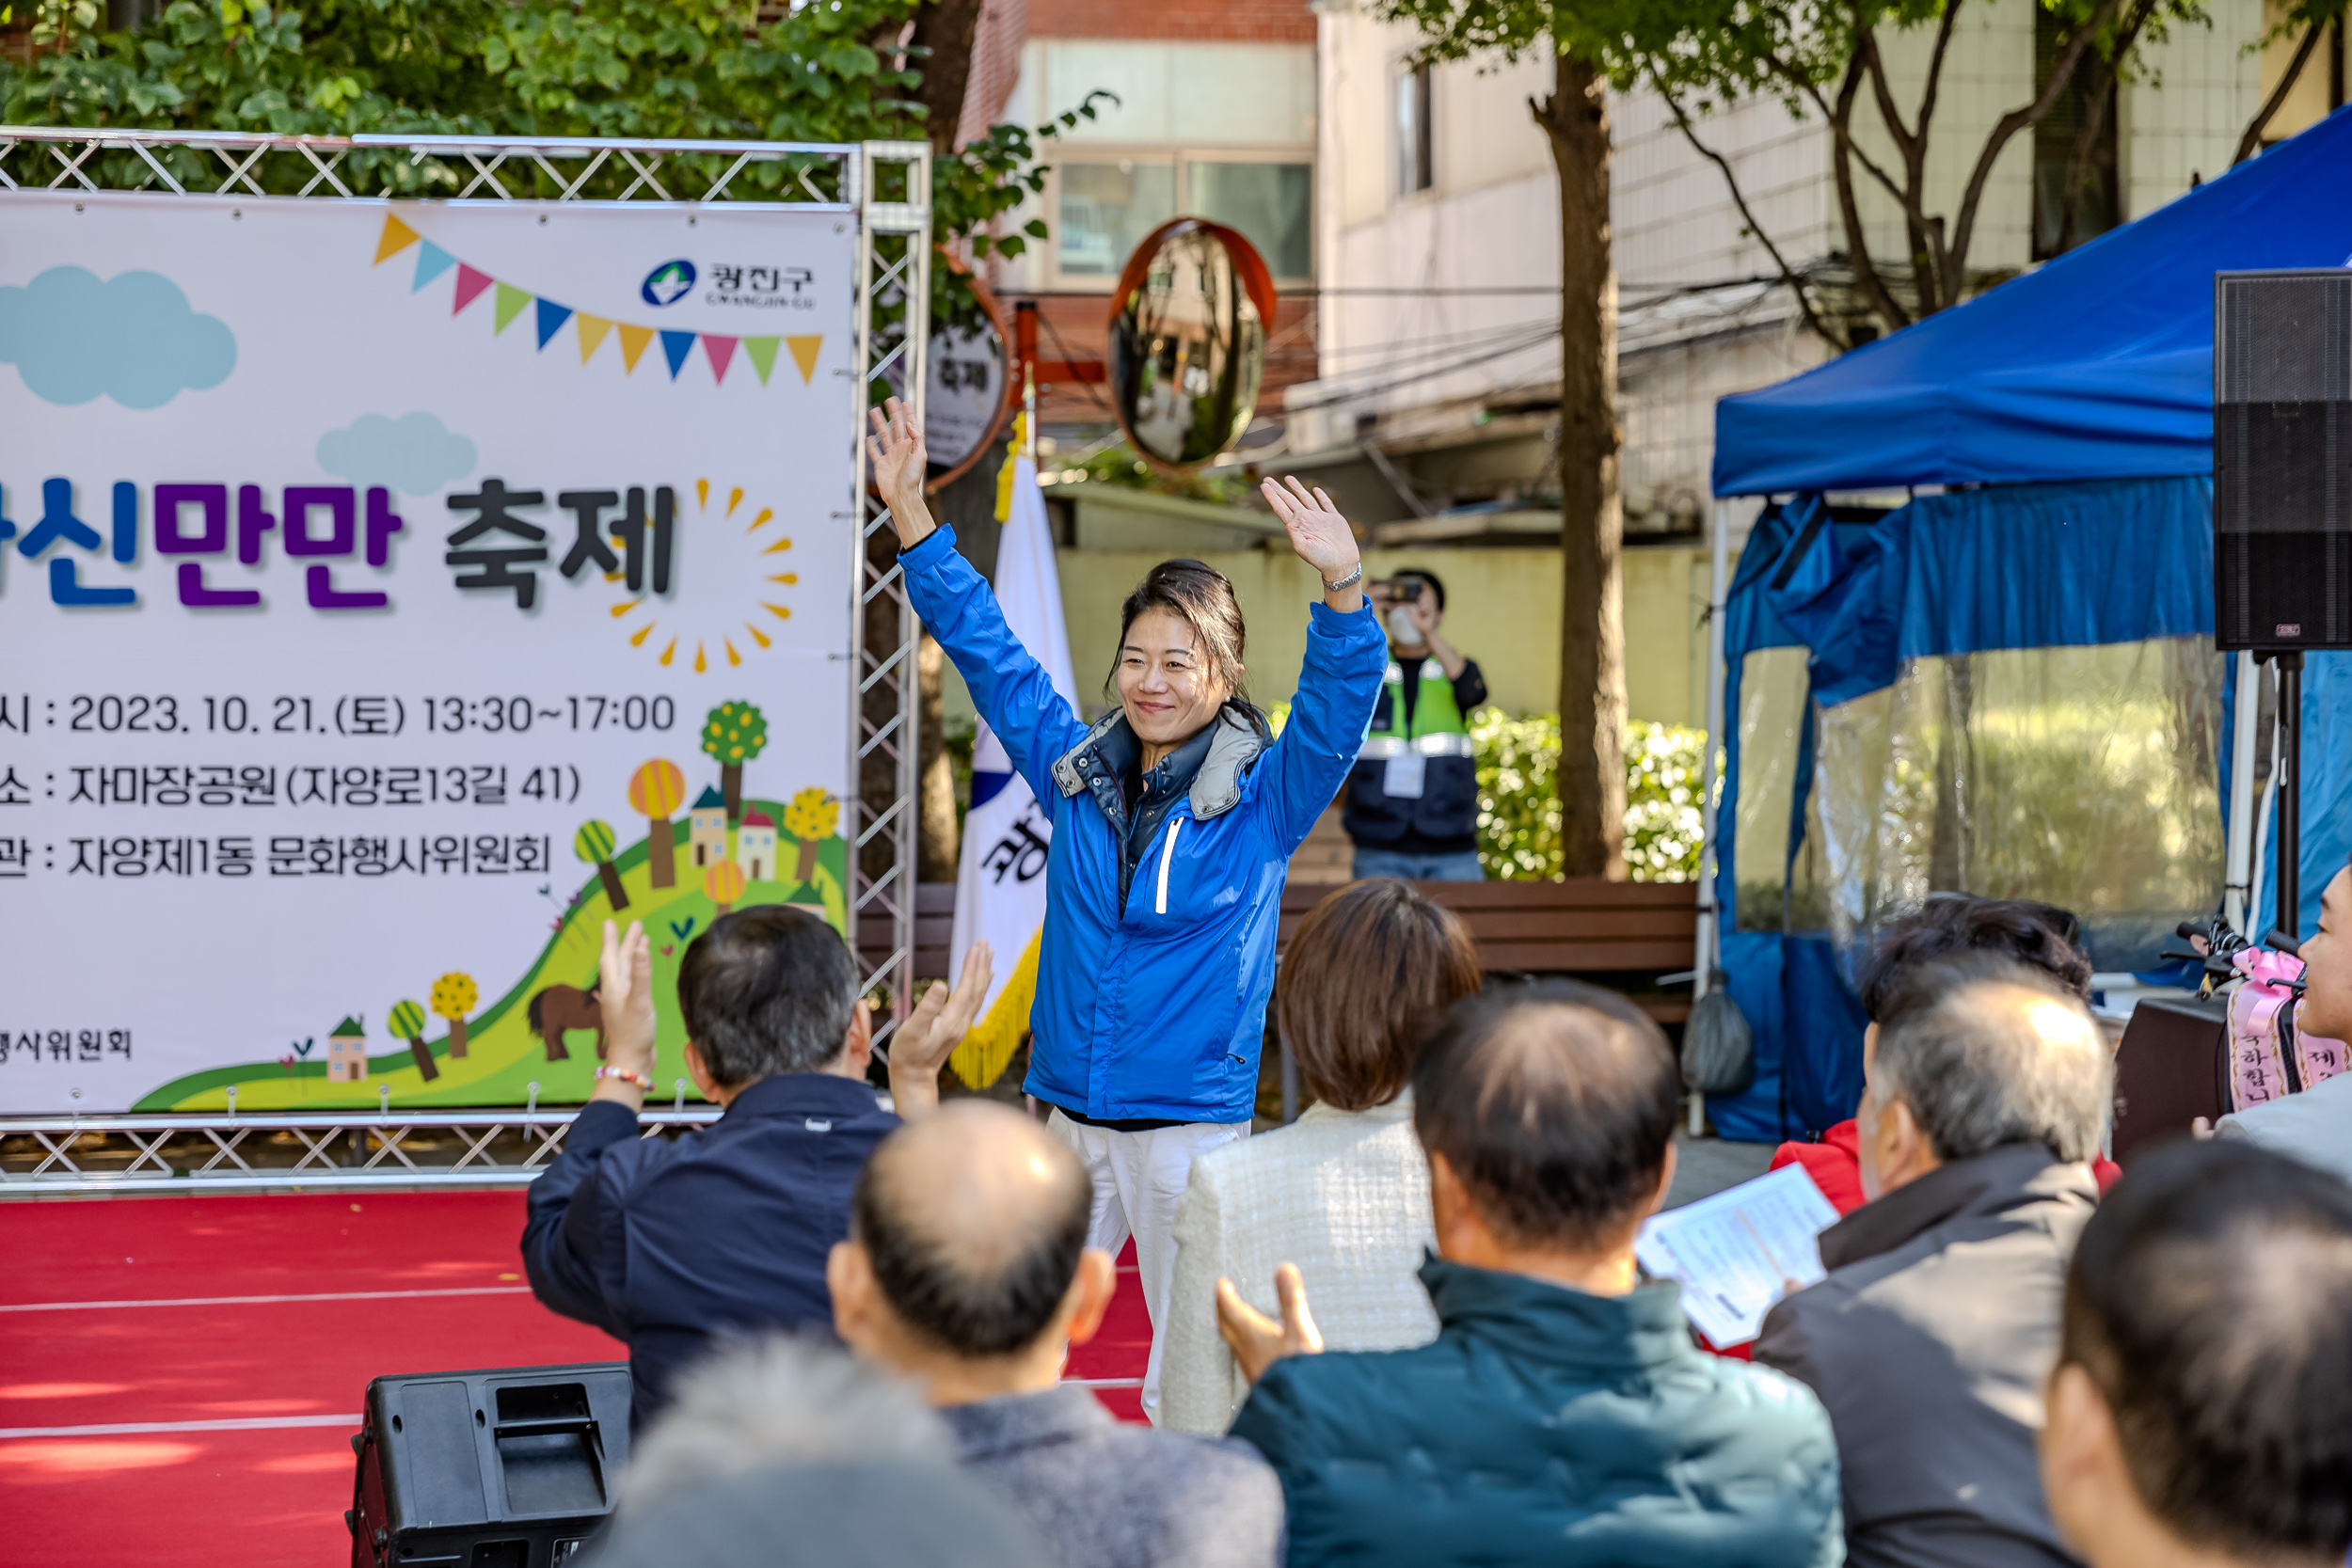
top-left (1045, 1110), bottom-right (1248, 1425)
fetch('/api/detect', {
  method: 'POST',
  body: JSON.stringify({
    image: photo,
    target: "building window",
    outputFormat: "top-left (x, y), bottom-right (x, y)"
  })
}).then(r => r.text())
top-left (1395, 62), bottom-right (1434, 197)
top-left (1051, 155), bottom-right (1311, 285)
top-left (2031, 8), bottom-right (2117, 259)
top-left (1057, 160), bottom-right (1178, 278)
top-left (1192, 161), bottom-right (1312, 280)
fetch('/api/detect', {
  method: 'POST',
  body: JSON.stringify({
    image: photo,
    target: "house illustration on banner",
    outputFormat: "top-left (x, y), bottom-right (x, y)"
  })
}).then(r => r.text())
top-left (689, 786), bottom-right (728, 868)
top-left (736, 810), bottom-right (777, 881)
top-left (326, 1017), bottom-right (369, 1084)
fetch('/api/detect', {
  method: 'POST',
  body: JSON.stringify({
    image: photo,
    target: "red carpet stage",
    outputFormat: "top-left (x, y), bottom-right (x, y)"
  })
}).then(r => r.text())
top-left (1, 1192), bottom-right (1151, 1567)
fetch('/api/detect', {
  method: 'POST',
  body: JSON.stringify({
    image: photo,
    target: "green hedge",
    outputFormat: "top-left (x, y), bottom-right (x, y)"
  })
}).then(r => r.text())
top-left (1267, 702), bottom-right (1708, 882)
top-left (1471, 710), bottom-right (1708, 882)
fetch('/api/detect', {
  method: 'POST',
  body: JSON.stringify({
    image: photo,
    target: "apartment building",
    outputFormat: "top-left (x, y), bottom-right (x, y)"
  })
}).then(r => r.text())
top-left (1281, 0), bottom-right (2335, 721)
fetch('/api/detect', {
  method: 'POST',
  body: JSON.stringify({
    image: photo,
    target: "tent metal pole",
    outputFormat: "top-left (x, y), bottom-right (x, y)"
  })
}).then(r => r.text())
top-left (1691, 498), bottom-right (1732, 1134)
top-left (2224, 650), bottom-right (2261, 933)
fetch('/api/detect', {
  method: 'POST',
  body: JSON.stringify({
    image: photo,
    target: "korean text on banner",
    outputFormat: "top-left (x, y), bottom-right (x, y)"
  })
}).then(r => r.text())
top-left (0, 193), bottom-right (857, 1113)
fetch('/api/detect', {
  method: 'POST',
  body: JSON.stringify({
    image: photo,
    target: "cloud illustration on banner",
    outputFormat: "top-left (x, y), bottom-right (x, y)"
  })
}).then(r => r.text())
top-left (316, 412), bottom-right (479, 495)
top-left (0, 266), bottom-right (236, 408)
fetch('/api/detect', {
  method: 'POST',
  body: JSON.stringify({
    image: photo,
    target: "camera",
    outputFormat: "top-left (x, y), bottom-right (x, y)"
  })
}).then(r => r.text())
top-left (1376, 577), bottom-right (1422, 603)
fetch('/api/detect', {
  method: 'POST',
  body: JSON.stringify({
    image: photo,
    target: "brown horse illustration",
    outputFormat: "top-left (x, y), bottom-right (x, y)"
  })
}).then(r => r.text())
top-left (526, 983), bottom-right (604, 1061)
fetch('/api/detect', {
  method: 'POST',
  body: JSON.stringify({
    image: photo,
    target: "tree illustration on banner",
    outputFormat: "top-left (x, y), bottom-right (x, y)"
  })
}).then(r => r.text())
top-left (575, 819), bottom-right (628, 910)
top-left (705, 859), bottom-right (746, 917)
top-left (630, 760), bottom-right (687, 889)
top-left (784, 787), bottom-right (840, 883)
top-left (432, 972), bottom-right (479, 1058)
top-left (700, 701), bottom-right (770, 822)
top-left (388, 999), bottom-right (437, 1081)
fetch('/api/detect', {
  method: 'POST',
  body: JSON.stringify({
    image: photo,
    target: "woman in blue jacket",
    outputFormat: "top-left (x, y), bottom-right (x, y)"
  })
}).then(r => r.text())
top-left (868, 398), bottom-right (1385, 1422)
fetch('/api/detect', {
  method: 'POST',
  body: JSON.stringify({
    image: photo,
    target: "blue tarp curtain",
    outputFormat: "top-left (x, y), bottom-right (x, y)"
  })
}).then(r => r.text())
top-left (1708, 479), bottom-right (2231, 1141)
top-left (1705, 107), bottom-right (2352, 1141)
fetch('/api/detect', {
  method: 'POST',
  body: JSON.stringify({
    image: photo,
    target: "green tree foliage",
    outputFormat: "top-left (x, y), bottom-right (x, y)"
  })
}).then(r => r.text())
top-left (0, 0), bottom-right (1079, 321)
top-left (1472, 710), bottom-right (1708, 882)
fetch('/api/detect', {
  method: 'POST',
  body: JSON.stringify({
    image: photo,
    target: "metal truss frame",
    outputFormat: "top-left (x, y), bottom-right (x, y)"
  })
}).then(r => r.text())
top-left (0, 127), bottom-right (930, 1195)
top-left (0, 1105), bottom-right (723, 1196)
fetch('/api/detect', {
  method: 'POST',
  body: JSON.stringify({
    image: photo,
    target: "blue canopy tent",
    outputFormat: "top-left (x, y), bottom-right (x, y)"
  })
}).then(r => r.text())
top-left (1702, 107), bottom-right (2352, 1142)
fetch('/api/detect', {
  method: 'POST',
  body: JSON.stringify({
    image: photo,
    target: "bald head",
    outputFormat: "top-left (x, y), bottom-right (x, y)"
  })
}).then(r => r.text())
top-left (852, 1101), bottom-right (1092, 1360)
top-left (1874, 955), bottom-right (2110, 1164)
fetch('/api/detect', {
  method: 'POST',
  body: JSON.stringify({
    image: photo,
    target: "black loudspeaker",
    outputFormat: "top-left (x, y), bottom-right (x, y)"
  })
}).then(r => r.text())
top-left (2214, 270), bottom-right (2352, 651)
top-left (347, 1362), bottom-right (630, 1568)
top-left (2110, 994), bottom-right (2230, 1165)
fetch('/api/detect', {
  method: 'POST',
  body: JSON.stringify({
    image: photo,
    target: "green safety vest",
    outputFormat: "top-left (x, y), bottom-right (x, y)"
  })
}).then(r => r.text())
top-left (1359, 660), bottom-right (1474, 760)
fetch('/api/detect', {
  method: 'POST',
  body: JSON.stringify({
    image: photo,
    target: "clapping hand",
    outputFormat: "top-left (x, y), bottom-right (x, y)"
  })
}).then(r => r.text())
top-left (1216, 1262), bottom-right (1326, 1385)
top-left (885, 940), bottom-right (994, 1119)
top-left (1260, 476), bottom-right (1363, 610)
top-left (594, 919), bottom-right (657, 1106)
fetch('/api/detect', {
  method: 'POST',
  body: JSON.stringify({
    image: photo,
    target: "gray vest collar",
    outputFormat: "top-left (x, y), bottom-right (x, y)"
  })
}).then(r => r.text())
top-left (1050, 707), bottom-right (1267, 821)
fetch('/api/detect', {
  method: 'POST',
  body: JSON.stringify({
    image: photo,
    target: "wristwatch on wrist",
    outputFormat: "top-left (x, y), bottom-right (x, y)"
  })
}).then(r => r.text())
top-left (1322, 562), bottom-right (1364, 593)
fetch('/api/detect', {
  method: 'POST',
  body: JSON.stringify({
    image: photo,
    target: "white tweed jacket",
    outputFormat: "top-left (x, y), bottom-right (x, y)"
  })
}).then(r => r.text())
top-left (1159, 1093), bottom-right (1439, 1436)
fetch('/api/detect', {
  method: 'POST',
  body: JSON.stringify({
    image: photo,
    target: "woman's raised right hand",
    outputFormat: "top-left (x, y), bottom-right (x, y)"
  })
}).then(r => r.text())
top-left (865, 397), bottom-right (936, 549)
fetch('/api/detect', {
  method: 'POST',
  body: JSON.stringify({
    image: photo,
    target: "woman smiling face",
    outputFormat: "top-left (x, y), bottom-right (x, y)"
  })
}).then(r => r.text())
top-left (1119, 607), bottom-right (1235, 763)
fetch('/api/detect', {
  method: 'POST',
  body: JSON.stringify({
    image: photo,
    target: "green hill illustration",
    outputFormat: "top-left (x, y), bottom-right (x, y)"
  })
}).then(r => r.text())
top-left (136, 788), bottom-right (847, 1112)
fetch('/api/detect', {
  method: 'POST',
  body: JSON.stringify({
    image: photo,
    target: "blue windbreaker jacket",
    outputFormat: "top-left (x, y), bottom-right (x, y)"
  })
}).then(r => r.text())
top-left (902, 527), bottom-right (1386, 1123)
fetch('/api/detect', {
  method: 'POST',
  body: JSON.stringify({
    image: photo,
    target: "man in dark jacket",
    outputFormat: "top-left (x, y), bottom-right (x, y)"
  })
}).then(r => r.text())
top-left (1218, 983), bottom-right (1842, 1568)
top-left (831, 1101), bottom-right (1283, 1568)
top-left (1756, 955), bottom-right (2110, 1568)
top-left (521, 907), bottom-right (978, 1429)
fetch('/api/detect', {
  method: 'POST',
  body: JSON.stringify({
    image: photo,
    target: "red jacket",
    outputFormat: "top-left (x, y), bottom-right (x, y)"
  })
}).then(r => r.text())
top-left (1767, 1121), bottom-right (2122, 1218)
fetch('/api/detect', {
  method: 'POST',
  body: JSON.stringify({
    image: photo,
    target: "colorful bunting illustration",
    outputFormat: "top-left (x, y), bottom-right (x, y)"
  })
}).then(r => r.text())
top-left (370, 213), bottom-right (817, 388)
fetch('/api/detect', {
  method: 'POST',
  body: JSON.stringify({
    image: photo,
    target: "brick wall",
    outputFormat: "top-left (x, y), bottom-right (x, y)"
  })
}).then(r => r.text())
top-left (1026, 0), bottom-right (1313, 43)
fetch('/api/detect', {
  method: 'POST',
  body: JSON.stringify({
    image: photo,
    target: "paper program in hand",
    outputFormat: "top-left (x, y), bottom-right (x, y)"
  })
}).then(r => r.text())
top-left (1634, 1163), bottom-right (1839, 1348)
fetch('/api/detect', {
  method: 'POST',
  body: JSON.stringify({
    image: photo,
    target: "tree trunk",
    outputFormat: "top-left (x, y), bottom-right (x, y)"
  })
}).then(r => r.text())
top-left (721, 762), bottom-right (744, 822)
top-left (1534, 48), bottom-right (1627, 879)
top-left (917, 633), bottom-right (960, 880)
top-left (797, 835), bottom-right (821, 883)
top-left (596, 859), bottom-right (628, 911)
top-left (405, 1037), bottom-right (438, 1082)
top-left (909, 0), bottom-right (989, 152)
top-left (646, 816), bottom-right (675, 888)
top-left (448, 1016), bottom-right (469, 1059)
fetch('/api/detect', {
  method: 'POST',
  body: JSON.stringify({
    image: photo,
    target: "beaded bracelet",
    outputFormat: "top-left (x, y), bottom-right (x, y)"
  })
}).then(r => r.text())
top-left (595, 1065), bottom-right (652, 1089)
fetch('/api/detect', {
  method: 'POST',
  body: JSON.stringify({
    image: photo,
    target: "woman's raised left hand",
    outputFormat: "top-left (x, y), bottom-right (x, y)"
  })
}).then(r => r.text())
top-left (1262, 476), bottom-right (1363, 607)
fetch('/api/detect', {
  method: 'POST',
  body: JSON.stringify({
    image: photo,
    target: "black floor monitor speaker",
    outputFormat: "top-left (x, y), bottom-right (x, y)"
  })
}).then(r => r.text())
top-left (2214, 270), bottom-right (2352, 651)
top-left (348, 1362), bottom-right (630, 1568)
top-left (2110, 994), bottom-right (2231, 1165)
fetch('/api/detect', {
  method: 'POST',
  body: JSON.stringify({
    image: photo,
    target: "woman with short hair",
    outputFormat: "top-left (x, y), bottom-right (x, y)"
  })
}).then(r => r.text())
top-left (868, 399), bottom-right (1386, 1425)
top-left (1157, 878), bottom-right (1483, 1434)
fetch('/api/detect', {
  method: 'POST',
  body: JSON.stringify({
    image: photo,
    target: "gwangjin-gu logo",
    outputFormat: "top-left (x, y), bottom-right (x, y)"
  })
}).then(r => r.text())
top-left (641, 260), bottom-right (697, 308)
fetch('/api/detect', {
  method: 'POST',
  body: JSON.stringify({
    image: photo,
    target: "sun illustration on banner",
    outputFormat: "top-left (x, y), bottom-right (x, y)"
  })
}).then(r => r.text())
top-left (610, 478), bottom-right (799, 673)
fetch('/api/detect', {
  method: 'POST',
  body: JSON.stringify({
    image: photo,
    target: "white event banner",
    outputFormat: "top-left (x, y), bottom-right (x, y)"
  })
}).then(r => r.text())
top-left (0, 190), bottom-right (861, 1113)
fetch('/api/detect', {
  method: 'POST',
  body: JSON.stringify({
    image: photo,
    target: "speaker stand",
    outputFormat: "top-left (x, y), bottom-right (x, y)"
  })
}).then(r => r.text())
top-left (2268, 650), bottom-right (2305, 941)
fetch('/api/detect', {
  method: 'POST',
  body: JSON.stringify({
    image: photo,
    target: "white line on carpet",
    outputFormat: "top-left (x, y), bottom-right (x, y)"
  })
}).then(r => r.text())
top-left (0, 1414), bottom-right (362, 1439)
top-left (1059, 1377), bottom-right (1145, 1389)
top-left (0, 1285), bottom-right (533, 1314)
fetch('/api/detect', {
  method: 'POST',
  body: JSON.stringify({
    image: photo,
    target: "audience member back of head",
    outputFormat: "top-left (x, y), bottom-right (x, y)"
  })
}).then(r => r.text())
top-left (1757, 955), bottom-right (2109, 1568)
top-left (831, 1101), bottom-right (1285, 1568)
top-left (2043, 1139), bottom-right (2352, 1568)
top-left (1229, 983), bottom-right (1843, 1568)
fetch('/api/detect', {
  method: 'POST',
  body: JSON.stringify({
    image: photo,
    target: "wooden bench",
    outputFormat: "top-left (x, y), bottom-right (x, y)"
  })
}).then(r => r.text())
top-left (1277, 878), bottom-right (1699, 1023)
top-left (860, 875), bottom-right (1699, 1023)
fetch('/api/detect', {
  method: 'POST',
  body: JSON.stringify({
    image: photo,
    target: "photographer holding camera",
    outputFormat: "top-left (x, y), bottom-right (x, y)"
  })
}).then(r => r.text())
top-left (1342, 570), bottom-right (1488, 881)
